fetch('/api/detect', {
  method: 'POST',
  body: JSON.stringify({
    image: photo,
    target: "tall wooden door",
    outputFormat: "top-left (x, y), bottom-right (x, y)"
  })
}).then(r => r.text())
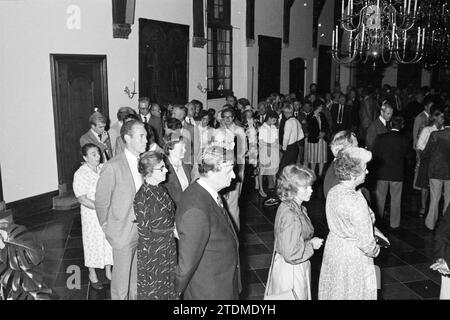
top-left (318, 45), bottom-right (332, 95)
top-left (289, 58), bottom-right (306, 96)
top-left (139, 19), bottom-right (189, 104)
top-left (258, 35), bottom-right (281, 99)
top-left (50, 54), bottom-right (108, 191)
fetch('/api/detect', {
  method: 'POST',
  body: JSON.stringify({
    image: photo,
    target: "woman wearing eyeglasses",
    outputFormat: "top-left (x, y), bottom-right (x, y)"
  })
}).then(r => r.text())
top-left (134, 150), bottom-right (177, 300)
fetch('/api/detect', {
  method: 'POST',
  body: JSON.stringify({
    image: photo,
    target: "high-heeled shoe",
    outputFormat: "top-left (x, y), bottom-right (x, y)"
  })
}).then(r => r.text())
top-left (89, 275), bottom-right (103, 290)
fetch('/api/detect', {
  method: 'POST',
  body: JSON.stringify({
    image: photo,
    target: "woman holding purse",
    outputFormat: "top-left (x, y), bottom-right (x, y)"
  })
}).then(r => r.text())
top-left (264, 165), bottom-right (323, 300)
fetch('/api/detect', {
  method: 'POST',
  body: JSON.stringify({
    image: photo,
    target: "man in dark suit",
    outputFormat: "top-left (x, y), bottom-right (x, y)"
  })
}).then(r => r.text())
top-left (255, 100), bottom-right (268, 126)
top-left (80, 111), bottom-right (112, 162)
top-left (138, 97), bottom-right (151, 124)
top-left (148, 103), bottom-right (164, 146)
top-left (372, 116), bottom-right (409, 229)
top-left (95, 119), bottom-right (147, 300)
top-left (330, 94), bottom-right (353, 134)
top-left (175, 146), bottom-right (241, 300)
top-left (423, 109), bottom-right (450, 230)
top-left (365, 102), bottom-right (394, 150)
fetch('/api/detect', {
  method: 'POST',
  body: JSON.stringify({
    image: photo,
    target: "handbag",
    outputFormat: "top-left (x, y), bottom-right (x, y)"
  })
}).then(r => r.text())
top-left (264, 250), bottom-right (299, 300)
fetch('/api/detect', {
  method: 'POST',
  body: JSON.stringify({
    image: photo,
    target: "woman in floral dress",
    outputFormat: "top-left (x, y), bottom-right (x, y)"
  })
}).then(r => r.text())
top-left (73, 143), bottom-right (113, 290)
top-left (134, 150), bottom-right (177, 300)
top-left (319, 147), bottom-right (386, 300)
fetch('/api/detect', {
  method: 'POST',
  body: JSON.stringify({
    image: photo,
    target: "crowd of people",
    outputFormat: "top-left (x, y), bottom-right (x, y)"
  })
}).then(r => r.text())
top-left (71, 81), bottom-right (450, 300)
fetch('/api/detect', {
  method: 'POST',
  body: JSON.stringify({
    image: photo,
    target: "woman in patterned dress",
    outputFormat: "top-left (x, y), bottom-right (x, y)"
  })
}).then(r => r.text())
top-left (134, 150), bottom-right (177, 300)
top-left (264, 165), bottom-right (323, 300)
top-left (73, 143), bottom-right (113, 290)
top-left (319, 147), bottom-right (386, 300)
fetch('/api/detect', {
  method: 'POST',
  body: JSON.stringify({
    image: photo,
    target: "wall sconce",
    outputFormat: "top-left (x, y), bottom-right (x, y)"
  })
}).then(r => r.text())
top-left (124, 78), bottom-right (137, 99)
top-left (197, 82), bottom-right (207, 94)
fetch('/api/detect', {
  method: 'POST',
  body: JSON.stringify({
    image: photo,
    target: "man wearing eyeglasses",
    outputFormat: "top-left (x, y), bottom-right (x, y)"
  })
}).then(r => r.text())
top-left (175, 146), bottom-right (241, 300)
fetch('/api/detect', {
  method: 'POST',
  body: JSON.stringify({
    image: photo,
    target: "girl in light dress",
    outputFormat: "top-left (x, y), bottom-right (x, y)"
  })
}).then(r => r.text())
top-left (258, 110), bottom-right (280, 199)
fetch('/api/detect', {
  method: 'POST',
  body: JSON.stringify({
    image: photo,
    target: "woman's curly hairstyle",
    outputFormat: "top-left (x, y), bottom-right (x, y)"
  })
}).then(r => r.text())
top-left (277, 165), bottom-right (316, 202)
top-left (334, 149), bottom-right (366, 181)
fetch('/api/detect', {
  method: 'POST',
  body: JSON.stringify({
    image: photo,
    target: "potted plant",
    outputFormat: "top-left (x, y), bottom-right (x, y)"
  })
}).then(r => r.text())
top-left (0, 223), bottom-right (52, 300)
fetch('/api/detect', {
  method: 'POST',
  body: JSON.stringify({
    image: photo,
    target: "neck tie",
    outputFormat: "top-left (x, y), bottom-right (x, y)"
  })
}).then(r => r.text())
top-left (98, 133), bottom-right (102, 141)
top-left (143, 116), bottom-right (147, 123)
top-left (386, 121), bottom-right (391, 131)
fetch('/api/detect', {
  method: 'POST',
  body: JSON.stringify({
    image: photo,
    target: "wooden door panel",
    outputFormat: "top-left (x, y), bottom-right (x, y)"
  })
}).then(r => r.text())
top-left (258, 35), bottom-right (281, 99)
top-left (139, 19), bottom-right (189, 105)
top-left (50, 55), bottom-right (108, 189)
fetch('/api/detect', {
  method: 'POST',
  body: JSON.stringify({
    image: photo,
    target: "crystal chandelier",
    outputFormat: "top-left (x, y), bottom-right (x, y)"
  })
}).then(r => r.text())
top-left (332, 0), bottom-right (424, 65)
top-left (418, 0), bottom-right (450, 69)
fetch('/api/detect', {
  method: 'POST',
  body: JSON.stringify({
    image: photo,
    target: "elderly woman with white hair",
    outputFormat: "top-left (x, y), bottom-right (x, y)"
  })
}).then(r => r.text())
top-left (265, 165), bottom-right (323, 300)
top-left (319, 147), bottom-right (387, 300)
top-left (323, 131), bottom-right (358, 199)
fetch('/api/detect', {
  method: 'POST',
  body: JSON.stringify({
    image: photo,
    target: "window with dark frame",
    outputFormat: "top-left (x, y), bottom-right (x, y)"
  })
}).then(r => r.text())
top-left (207, 0), bottom-right (232, 99)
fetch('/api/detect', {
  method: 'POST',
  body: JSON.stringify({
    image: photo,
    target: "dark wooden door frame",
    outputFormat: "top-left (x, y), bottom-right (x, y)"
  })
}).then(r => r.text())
top-left (49, 54), bottom-right (109, 192)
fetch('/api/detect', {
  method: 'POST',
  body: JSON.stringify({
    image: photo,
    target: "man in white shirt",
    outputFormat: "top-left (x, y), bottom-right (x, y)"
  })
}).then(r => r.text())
top-left (95, 119), bottom-right (147, 300)
top-left (278, 103), bottom-right (304, 175)
top-left (213, 107), bottom-right (246, 231)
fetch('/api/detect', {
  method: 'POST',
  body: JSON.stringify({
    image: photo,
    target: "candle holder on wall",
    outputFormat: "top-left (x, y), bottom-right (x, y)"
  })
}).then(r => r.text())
top-left (124, 78), bottom-right (137, 99)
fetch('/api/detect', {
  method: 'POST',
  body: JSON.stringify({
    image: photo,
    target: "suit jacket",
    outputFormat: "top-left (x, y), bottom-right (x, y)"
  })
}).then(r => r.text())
top-left (413, 111), bottom-right (430, 150)
top-left (108, 121), bottom-right (122, 155)
top-left (330, 103), bottom-right (353, 133)
top-left (80, 130), bottom-right (112, 162)
top-left (95, 152), bottom-right (138, 249)
top-left (434, 204), bottom-right (450, 264)
top-left (175, 181), bottom-right (241, 300)
top-left (422, 127), bottom-right (450, 180)
top-left (365, 118), bottom-right (388, 150)
top-left (148, 115), bottom-right (164, 146)
top-left (162, 160), bottom-right (192, 207)
top-left (372, 131), bottom-right (409, 181)
top-left (306, 113), bottom-right (330, 143)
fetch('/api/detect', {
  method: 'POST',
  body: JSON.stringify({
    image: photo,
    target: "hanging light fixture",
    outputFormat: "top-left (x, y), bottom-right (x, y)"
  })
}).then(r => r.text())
top-left (332, 0), bottom-right (424, 65)
top-left (417, 0), bottom-right (450, 69)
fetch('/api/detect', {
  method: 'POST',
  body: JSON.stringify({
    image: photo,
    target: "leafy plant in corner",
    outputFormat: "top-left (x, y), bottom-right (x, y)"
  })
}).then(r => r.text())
top-left (0, 224), bottom-right (52, 300)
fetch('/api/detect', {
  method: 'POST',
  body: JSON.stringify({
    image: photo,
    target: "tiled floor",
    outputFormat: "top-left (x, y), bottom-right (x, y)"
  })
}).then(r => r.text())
top-left (15, 171), bottom-right (444, 300)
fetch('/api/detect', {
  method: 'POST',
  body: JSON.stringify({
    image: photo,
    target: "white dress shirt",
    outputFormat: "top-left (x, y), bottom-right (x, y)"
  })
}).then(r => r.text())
top-left (140, 114), bottom-right (150, 123)
top-left (169, 156), bottom-right (189, 191)
top-left (379, 115), bottom-right (387, 127)
top-left (125, 148), bottom-right (143, 192)
top-left (283, 117), bottom-right (304, 150)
